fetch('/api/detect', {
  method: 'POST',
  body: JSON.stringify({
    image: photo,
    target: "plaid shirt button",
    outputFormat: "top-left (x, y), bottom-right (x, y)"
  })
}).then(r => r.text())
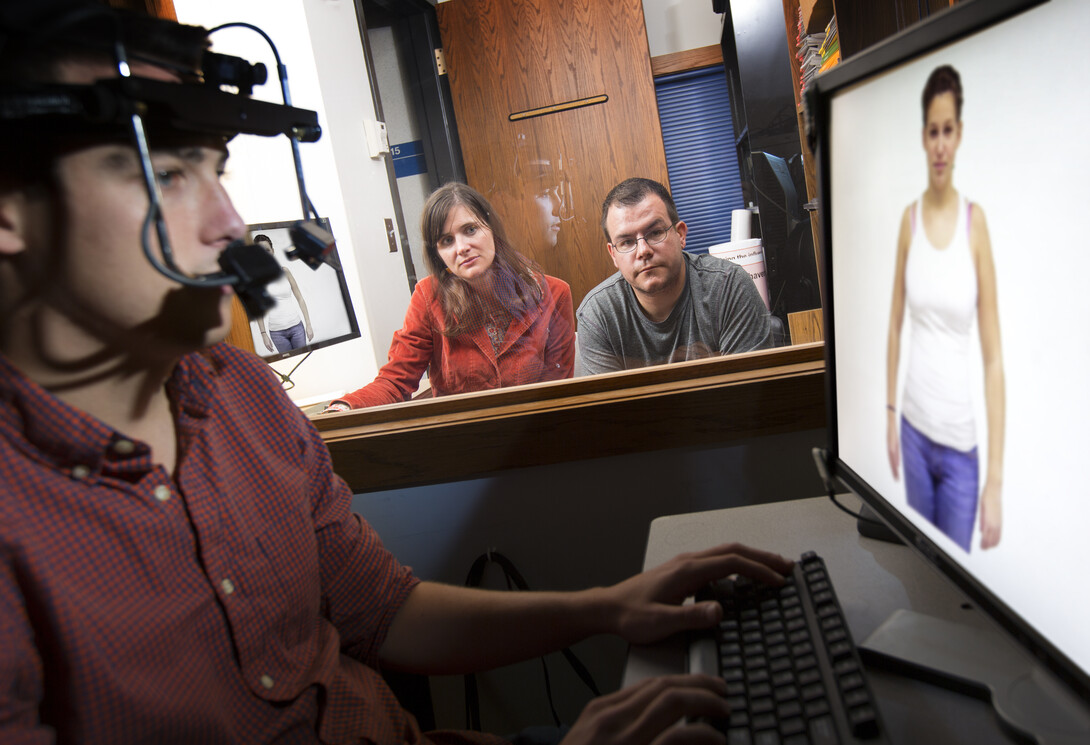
top-left (113, 439), bottom-right (136, 455)
top-left (221, 579), bottom-right (235, 595)
top-left (71, 464), bottom-right (91, 479)
top-left (153, 485), bottom-right (171, 502)
top-left (260, 675), bottom-right (274, 690)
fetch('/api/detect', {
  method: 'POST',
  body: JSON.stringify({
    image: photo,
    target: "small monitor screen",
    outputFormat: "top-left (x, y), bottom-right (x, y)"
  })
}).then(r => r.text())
top-left (245, 218), bottom-right (360, 363)
top-left (818, 0), bottom-right (1089, 700)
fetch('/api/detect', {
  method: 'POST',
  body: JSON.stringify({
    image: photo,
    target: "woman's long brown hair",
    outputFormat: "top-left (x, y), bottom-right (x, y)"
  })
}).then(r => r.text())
top-left (421, 182), bottom-right (544, 336)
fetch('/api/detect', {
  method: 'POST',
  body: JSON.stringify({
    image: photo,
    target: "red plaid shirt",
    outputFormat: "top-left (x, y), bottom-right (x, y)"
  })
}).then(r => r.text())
top-left (0, 345), bottom-right (506, 745)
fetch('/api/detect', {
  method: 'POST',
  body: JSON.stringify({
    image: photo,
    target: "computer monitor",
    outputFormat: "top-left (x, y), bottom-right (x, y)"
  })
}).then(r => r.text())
top-left (810, 0), bottom-right (1090, 736)
top-left (244, 218), bottom-right (361, 368)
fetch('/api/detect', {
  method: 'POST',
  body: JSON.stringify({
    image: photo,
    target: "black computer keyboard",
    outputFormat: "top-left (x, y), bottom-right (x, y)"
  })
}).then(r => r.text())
top-left (689, 551), bottom-right (887, 744)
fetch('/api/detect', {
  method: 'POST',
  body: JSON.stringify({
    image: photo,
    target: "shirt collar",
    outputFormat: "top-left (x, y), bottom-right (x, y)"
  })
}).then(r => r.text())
top-left (0, 350), bottom-right (217, 474)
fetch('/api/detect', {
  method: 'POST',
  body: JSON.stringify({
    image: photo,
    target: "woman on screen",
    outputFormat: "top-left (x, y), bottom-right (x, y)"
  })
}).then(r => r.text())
top-left (323, 183), bottom-right (574, 410)
top-left (254, 234), bottom-right (314, 354)
top-left (886, 65), bottom-right (1005, 552)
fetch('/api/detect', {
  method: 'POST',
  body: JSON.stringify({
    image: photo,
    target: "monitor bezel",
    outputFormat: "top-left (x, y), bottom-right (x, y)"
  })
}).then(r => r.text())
top-left (808, 0), bottom-right (1090, 703)
top-left (245, 218), bottom-right (361, 364)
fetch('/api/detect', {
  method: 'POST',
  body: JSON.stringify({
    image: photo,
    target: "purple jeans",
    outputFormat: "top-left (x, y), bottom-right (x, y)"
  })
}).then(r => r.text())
top-left (901, 416), bottom-right (979, 552)
top-left (270, 322), bottom-right (306, 353)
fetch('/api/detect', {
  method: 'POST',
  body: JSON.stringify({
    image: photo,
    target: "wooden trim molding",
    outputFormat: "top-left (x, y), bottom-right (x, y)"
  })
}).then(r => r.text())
top-left (650, 44), bottom-right (724, 77)
top-left (314, 343), bottom-right (826, 493)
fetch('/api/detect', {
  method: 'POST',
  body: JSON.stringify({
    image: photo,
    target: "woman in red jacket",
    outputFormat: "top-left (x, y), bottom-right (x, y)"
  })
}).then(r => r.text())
top-left (325, 183), bottom-right (575, 410)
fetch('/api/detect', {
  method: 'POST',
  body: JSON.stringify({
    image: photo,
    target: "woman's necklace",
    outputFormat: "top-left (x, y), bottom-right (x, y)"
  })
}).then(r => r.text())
top-left (484, 310), bottom-right (509, 351)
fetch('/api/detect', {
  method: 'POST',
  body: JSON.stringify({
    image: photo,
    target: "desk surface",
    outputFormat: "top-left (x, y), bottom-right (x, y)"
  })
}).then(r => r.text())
top-left (623, 495), bottom-right (1019, 744)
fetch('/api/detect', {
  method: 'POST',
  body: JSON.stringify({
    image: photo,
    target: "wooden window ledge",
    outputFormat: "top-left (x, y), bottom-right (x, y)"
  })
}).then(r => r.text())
top-left (313, 343), bottom-right (826, 493)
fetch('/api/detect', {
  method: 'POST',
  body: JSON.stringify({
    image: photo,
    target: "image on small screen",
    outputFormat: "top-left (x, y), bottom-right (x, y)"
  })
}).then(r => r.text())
top-left (245, 220), bottom-right (356, 361)
top-left (829, 0), bottom-right (1089, 676)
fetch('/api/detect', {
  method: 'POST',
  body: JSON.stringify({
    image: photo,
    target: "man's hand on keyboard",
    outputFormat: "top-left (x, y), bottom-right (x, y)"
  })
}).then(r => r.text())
top-left (560, 674), bottom-right (730, 745)
top-left (599, 542), bottom-right (794, 646)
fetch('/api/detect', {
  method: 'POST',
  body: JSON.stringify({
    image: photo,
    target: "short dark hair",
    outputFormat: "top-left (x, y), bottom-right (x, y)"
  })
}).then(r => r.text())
top-left (599, 177), bottom-right (679, 242)
top-left (922, 64), bottom-right (963, 124)
top-left (252, 234), bottom-right (272, 246)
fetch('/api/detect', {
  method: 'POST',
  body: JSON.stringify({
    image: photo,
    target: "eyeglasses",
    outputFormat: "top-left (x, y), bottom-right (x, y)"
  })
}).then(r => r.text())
top-left (610, 222), bottom-right (677, 254)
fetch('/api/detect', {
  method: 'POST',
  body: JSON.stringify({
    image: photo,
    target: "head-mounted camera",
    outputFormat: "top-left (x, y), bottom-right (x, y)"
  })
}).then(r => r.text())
top-left (0, 2), bottom-right (337, 317)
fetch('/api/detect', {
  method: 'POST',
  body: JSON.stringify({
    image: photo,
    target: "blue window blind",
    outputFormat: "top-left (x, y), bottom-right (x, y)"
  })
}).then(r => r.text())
top-left (655, 65), bottom-right (745, 254)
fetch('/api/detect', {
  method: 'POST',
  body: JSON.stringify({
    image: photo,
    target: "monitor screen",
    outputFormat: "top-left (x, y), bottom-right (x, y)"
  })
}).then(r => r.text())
top-left (244, 218), bottom-right (360, 364)
top-left (811, 0), bottom-right (1089, 708)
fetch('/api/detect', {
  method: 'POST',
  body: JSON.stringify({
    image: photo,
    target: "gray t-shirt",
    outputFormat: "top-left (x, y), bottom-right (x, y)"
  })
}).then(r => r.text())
top-left (575, 252), bottom-right (772, 376)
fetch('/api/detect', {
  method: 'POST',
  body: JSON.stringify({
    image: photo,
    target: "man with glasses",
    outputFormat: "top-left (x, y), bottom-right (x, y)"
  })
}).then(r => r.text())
top-left (576, 178), bottom-right (772, 375)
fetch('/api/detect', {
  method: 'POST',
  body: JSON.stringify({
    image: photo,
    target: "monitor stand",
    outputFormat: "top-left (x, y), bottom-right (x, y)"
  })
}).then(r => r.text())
top-left (861, 609), bottom-right (1090, 745)
top-left (270, 350), bottom-right (312, 391)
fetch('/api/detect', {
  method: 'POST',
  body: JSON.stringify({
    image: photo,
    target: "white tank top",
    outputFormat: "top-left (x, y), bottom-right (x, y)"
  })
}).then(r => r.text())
top-left (264, 273), bottom-right (303, 331)
top-left (901, 194), bottom-right (978, 451)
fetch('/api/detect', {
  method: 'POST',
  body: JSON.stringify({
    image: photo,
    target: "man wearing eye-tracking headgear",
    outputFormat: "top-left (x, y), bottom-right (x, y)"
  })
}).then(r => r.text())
top-left (0, 3), bottom-right (795, 743)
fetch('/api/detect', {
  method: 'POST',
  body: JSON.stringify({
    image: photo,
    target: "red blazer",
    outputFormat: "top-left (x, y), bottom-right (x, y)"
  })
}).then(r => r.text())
top-left (337, 273), bottom-right (574, 408)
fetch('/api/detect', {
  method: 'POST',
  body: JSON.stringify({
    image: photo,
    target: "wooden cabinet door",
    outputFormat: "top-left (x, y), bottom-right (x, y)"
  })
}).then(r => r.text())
top-left (437, 0), bottom-right (669, 311)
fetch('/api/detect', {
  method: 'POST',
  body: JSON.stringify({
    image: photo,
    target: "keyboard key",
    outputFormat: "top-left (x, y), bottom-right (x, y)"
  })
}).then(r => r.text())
top-left (773, 685), bottom-right (799, 703)
top-left (845, 688), bottom-right (870, 707)
top-left (726, 727), bottom-right (752, 745)
top-left (833, 658), bottom-right (859, 676)
top-left (748, 668), bottom-right (770, 684)
top-left (771, 671), bottom-right (794, 687)
top-left (849, 704), bottom-right (880, 739)
top-left (809, 715), bottom-right (839, 745)
top-left (754, 730), bottom-right (781, 745)
top-left (770, 657), bottom-right (792, 674)
top-left (777, 700), bottom-right (802, 719)
top-left (828, 641), bottom-right (852, 659)
top-left (753, 713), bottom-right (776, 731)
top-left (751, 697), bottom-right (774, 715)
top-left (797, 668), bottom-right (821, 686)
top-left (839, 672), bottom-right (864, 691)
top-left (780, 716), bottom-right (806, 736)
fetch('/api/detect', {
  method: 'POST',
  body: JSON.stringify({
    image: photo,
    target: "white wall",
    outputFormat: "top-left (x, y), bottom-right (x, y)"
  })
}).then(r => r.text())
top-left (643, 0), bottom-right (726, 57)
top-left (173, 0), bottom-right (413, 403)
top-left (369, 26), bottom-right (430, 281)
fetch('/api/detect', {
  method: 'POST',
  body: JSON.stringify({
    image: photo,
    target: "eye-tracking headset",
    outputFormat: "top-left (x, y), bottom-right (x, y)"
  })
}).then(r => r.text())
top-left (0, 1), bottom-right (335, 318)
